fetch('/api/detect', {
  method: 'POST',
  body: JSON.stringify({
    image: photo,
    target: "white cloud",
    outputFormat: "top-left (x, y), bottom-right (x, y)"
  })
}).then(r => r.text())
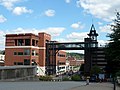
top-left (77, 0), bottom-right (120, 22)
top-left (71, 22), bottom-right (84, 30)
top-left (98, 22), bottom-right (103, 25)
top-left (13, 27), bottom-right (27, 33)
top-left (99, 25), bottom-right (111, 33)
top-left (66, 32), bottom-right (88, 42)
top-left (0, 30), bottom-right (5, 37)
top-left (11, 27), bottom-right (40, 35)
top-left (0, 0), bottom-right (33, 16)
top-left (0, 15), bottom-right (7, 23)
top-left (0, 27), bottom-right (65, 49)
top-left (0, 30), bottom-right (5, 49)
top-left (44, 9), bottom-right (55, 17)
top-left (54, 38), bottom-right (66, 42)
top-left (12, 6), bottom-right (33, 15)
top-left (8, 27), bottom-right (65, 37)
top-left (42, 27), bottom-right (65, 36)
top-left (71, 23), bottom-right (79, 29)
top-left (0, 0), bottom-right (20, 10)
top-left (65, 0), bottom-right (71, 3)
top-left (98, 40), bottom-right (108, 47)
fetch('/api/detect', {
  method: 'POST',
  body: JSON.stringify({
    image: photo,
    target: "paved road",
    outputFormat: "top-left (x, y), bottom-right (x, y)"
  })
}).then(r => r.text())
top-left (0, 81), bottom-right (119, 90)
top-left (69, 82), bottom-right (120, 90)
top-left (0, 81), bottom-right (86, 90)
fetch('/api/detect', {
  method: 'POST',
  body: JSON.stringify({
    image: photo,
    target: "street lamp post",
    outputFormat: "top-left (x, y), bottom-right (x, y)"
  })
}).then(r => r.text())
top-left (113, 76), bottom-right (116, 90)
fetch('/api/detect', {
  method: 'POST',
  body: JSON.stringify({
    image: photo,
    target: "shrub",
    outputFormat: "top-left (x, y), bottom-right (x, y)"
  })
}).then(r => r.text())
top-left (62, 77), bottom-right (70, 81)
top-left (39, 76), bottom-right (52, 81)
top-left (71, 75), bottom-right (81, 81)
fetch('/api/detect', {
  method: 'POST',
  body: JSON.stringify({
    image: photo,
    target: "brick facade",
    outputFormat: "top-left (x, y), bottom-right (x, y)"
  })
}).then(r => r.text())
top-left (5, 32), bottom-right (66, 75)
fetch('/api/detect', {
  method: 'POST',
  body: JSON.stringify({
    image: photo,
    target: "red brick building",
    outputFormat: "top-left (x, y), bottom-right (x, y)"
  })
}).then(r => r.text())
top-left (5, 32), bottom-right (66, 76)
top-left (67, 57), bottom-right (84, 66)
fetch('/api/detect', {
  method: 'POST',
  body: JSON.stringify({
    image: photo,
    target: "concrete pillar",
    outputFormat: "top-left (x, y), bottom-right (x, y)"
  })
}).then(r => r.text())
top-left (1, 70), bottom-right (5, 80)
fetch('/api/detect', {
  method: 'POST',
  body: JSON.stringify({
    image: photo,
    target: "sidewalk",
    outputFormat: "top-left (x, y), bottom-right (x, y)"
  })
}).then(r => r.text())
top-left (70, 82), bottom-right (120, 90)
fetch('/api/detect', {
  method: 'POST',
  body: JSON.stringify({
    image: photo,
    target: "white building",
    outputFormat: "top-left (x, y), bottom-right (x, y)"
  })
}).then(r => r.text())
top-left (0, 54), bottom-right (5, 66)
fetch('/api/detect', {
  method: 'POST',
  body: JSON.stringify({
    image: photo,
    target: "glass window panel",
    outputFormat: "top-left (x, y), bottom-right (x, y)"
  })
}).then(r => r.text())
top-left (25, 39), bottom-right (30, 46)
top-left (24, 49), bottom-right (30, 55)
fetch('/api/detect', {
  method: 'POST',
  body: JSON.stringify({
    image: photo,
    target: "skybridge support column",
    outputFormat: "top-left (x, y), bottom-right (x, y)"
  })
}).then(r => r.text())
top-left (84, 48), bottom-right (91, 76)
top-left (84, 38), bottom-right (92, 76)
top-left (52, 42), bottom-right (56, 75)
top-left (46, 43), bottom-right (50, 75)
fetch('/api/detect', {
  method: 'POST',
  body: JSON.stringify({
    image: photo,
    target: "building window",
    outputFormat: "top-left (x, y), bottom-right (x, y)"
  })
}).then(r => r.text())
top-left (32, 39), bottom-right (35, 46)
top-left (17, 62), bottom-right (23, 65)
top-left (14, 62), bottom-right (16, 65)
top-left (14, 62), bottom-right (23, 65)
top-left (24, 49), bottom-right (30, 55)
top-left (24, 59), bottom-right (30, 65)
top-left (36, 40), bottom-right (38, 46)
top-left (25, 39), bottom-right (30, 46)
top-left (59, 62), bottom-right (65, 65)
top-left (32, 50), bottom-right (35, 56)
top-left (18, 52), bottom-right (23, 55)
top-left (36, 53), bottom-right (38, 56)
top-left (32, 59), bottom-right (37, 65)
top-left (15, 39), bottom-right (17, 46)
top-left (18, 39), bottom-right (23, 46)
top-left (58, 53), bottom-right (65, 57)
top-left (14, 52), bottom-right (17, 55)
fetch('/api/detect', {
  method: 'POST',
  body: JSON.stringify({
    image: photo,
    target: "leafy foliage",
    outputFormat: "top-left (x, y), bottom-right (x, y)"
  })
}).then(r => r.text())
top-left (66, 52), bottom-right (84, 59)
top-left (90, 65), bottom-right (102, 75)
top-left (71, 74), bottom-right (81, 81)
top-left (116, 71), bottom-right (120, 76)
top-left (39, 76), bottom-right (52, 81)
top-left (105, 12), bottom-right (120, 74)
top-left (62, 77), bottom-right (70, 81)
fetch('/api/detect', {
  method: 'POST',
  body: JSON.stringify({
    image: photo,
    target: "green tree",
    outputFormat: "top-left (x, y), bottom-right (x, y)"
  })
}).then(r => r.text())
top-left (105, 12), bottom-right (120, 75)
top-left (71, 74), bottom-right (81, 81)
top-left (90, 65), bottom-right (102, 75)
top-left (116, 71), bottom-right (120, 76)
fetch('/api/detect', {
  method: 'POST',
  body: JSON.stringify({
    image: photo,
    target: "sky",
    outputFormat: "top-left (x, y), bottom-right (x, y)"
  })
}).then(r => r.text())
top-left (0, 0), bottom-right (119, 51)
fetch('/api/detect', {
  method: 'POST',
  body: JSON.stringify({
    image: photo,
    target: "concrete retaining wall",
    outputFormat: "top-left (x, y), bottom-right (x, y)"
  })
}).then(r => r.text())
top-left (0, 66), bottom-right (36, 81)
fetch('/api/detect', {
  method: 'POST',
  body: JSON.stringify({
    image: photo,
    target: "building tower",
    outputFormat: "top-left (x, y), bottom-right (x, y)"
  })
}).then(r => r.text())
top-left (84, 24), bottom-right (98, 75)
top-left (88, 24), bottom-right (98, 41)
